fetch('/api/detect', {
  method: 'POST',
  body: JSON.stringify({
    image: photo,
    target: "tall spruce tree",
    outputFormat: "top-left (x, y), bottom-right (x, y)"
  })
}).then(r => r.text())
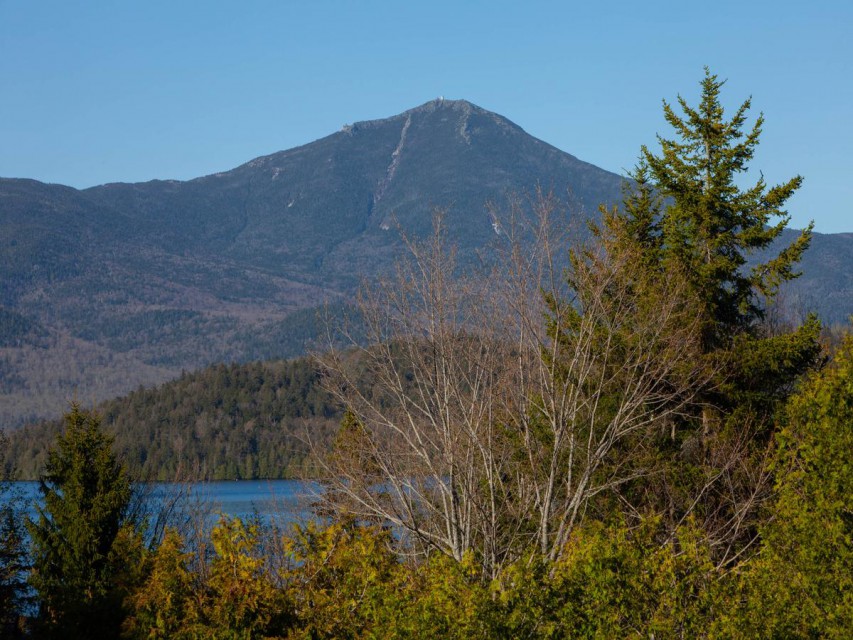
top-left (611, 70), bottom-right (824, 563)
top-left (27, 404), bottom-right (137, 639)
top-left (628, 68), bottom-right (822, 417)
top-left (643, 69), bottom-right (809, 336)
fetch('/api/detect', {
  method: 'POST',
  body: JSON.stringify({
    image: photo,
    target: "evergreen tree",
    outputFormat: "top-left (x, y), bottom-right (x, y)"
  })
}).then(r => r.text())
top-left (621, 68), bottom-right (824, 422)
top-left (613, 69), bottom-right (824, 562)
top-left (0, 432), bottom-right (28, 638)
top-left (27, 404), bottom-right (137, 639)
top-left (640, 68), bottom-right (812, 349)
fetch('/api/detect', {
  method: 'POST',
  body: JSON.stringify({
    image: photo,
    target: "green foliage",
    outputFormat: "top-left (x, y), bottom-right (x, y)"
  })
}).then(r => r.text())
top-left (608, 70), bottom-right (825, 564)
top-left (389, 552), bottom-right (488, 640)
top-left (106, 426), bottom-right (853, 639)
top-left (0, 432), bottom-right (28, 638)
top-left (27, 404), bottom-right (142, 639)
top-left (725, 314), bottom-right (824, 417)
top-left (282, 519), bottom-right (398, 639)
top-left (203, 517), bottom-right (291, 638)
top-left (717, 334), bottom-right (853, 638)
top-left (123, 529), bottom-right (195, 639)
top-left (641, 68), bottom-right (811, 348)
top-left (490, 519), bottom-right (722, 639)
top-left (633, 69), bottom-right (822, 397)
top-left (125, 517), bottom-right (291, 640)
top-left (279, 518), bottom-right (493, 640)
top-left (126, 517), bottom-right (490, 640)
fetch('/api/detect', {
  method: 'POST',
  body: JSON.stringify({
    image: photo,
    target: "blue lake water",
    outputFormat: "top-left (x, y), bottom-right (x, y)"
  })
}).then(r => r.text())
top-left (6, 479), bottom-right (320, 528)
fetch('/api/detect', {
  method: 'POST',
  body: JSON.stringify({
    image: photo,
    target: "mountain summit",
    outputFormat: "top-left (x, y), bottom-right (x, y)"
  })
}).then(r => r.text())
top-left (81, 98), bottom-right (624, 285)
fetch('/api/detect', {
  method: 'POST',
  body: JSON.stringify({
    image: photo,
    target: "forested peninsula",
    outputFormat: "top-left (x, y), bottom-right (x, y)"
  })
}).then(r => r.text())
top-left (6, 357), bottom-right (341, 480)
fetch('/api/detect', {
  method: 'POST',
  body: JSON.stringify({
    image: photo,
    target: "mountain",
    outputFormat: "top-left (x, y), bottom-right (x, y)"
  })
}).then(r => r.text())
top-left (0, 98), bottom-right (850, 427)
top-left (783, 230), bottom-right (853, 320)
top-left (0, 99), bottom-right (627, 426)
top-left (78, 99), bottom-right (622, 283)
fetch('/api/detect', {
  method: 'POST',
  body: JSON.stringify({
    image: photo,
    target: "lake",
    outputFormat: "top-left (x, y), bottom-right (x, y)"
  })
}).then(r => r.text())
top-left (5, 479), bottom-right (321, 529)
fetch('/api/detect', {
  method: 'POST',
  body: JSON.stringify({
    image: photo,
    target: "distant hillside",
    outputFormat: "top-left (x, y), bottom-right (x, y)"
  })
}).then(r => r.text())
top-left (5, 357), bottom-right (341, 480)
top-left (783, 230), bottom-right (853, 321)
top-left (1, 98), bottom-right (851, 427)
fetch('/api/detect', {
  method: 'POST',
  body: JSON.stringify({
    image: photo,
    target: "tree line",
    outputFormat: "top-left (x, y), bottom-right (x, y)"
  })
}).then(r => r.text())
top-left (6, 357), bottom-right (342, 481)
top-left (0, 69), bottom-right (850, 638)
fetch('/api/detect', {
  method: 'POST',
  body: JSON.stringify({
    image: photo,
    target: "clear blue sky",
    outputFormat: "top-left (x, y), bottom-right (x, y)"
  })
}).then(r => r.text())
top-left (1, 0), bottom-right (850, 232)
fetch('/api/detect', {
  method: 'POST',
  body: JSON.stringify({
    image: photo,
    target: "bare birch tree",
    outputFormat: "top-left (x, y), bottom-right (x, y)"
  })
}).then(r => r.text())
top-left (316, 214), bottom-right (520, 574)
top-left (316, 197), bottom-right (711, 575)
top-left (490, 197), bottom-right (712, 562)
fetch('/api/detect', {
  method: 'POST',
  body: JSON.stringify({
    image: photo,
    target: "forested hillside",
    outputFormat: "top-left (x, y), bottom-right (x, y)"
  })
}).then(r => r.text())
top-left (5, 357), bottom-right (341, 480)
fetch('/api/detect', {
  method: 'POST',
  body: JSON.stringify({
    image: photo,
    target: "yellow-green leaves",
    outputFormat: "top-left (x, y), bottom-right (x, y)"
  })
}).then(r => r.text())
top-left (717, 336), bottom-right (853, 638)
top-left (125, 518), bottom-right (291, 640)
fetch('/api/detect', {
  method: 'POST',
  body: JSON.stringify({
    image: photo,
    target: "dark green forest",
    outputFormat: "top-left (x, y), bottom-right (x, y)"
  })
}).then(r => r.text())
top-left (6, 357), bottom-right (341, 481)
top-left (0, 71), bottom-right (850, 638)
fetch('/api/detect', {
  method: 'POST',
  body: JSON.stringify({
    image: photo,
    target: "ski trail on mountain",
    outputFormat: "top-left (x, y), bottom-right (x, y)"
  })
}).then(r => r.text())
top-left (374, 113), bottom-right (411, 206)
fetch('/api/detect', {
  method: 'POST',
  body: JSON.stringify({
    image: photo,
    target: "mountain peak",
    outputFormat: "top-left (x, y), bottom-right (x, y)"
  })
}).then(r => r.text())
top-left (408, 96), bottom-right (477, 112)
top-left (339, 97), bottom-right (521, 138)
